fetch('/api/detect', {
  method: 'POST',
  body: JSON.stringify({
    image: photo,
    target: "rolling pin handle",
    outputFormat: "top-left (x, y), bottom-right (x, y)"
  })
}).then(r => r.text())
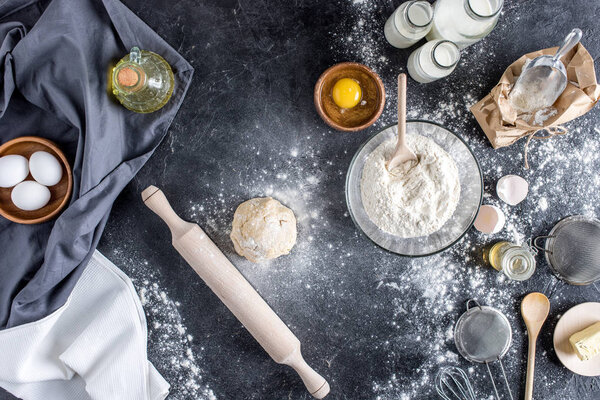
top-left (284, 349), bottom-right (330, 399)
top-left (141, 185), bottom-right (192, 238)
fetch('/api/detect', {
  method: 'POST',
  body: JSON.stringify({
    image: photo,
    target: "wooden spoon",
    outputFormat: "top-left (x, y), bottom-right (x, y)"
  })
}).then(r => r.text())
top-left (387, 73), bottom-right (417, 171)
top-left (521, 292), bottom-right (550, 400)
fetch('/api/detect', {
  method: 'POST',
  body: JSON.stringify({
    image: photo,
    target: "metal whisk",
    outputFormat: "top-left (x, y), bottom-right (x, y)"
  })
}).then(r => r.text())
top-left (435, 366), bottom-right (476, 400)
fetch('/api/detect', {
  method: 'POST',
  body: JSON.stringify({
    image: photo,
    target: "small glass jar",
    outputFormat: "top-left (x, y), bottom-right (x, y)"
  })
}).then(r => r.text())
top-left (112, 47), bottom-right (174, 113)
top-left (486, 241), bottom-right (536, 281)
top-left (384, 1), bottom-right (434, 49)
top-left (407, 40), bottom-right (460, 83)
top-left (426, 0), bottom-right (503, 49)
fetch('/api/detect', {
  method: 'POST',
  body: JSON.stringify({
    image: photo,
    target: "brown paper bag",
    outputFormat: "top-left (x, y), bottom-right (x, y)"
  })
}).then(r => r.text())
top-left (470, 43), bottom-right (600, 167)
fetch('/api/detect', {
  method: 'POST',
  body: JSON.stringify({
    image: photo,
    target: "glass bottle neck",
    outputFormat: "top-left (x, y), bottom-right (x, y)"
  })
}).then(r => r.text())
top-left (463, 0), bottom-right (503, 21)
top-left (114, 64), bottom-right (146, 94)
top-left (401, 1), bottom-right (433, 31)
top-left (429, 40), bottom-right (460, 70)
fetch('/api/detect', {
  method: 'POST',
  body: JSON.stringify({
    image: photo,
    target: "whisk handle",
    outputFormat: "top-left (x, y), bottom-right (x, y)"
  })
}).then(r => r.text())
top-left (553, 28), bottom-right (582, 61)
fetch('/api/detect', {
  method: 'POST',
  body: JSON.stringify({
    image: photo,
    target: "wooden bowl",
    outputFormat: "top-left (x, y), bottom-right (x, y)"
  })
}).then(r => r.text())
top-left (0, 136), bottom-right (72, 224)
top-left (314, 62), bottom-right (385, 132)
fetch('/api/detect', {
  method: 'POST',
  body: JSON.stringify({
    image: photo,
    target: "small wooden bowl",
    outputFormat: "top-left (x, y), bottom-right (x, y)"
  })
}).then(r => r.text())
top-left (314, 62), bottom-right (385, 132)
top-left (0, 136), bottom-right (72, 224)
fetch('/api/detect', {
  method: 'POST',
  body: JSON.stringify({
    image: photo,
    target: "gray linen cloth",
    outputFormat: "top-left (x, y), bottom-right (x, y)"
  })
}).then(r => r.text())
top-left (0, 0), bottom-right (193, 329)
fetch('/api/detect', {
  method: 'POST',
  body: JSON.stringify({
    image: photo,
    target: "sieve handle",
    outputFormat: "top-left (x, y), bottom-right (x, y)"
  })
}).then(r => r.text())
top-left (466, 299), bottom-right (483, 311)
top-left (532, 236), bottom-right (554, 254)
top-left (498, 358), bottom-right (515, 400)
top-left (484, 359), bottom-right (515, 400)
top-left (485, 362), bottom-right (501, 400)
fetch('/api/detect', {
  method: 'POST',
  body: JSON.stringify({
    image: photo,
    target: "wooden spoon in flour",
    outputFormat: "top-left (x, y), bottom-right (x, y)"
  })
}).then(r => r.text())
top-left (387, 73), bottom-right (417, 171)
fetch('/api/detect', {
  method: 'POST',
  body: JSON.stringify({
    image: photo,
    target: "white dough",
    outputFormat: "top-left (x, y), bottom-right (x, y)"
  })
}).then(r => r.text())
top-left (29, 151), bottom-right (63, 186)
top-left (230, 197), bottom-right (297, 263)
top-left (360, 134), bottom-right (460, 238)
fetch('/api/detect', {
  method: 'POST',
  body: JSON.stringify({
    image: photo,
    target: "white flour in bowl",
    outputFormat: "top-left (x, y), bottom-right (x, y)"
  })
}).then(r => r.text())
top-left (360, 134), bottom-right (460, 237)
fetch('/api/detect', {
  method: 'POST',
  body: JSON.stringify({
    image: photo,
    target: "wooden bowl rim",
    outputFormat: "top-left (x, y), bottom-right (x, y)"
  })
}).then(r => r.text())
top-left (314, 62), bottom-right (386, 132)
top-left (0, 136), bottom-right (73, 224)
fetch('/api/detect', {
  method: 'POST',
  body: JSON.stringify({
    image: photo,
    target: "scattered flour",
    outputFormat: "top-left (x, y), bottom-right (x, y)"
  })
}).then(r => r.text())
top-left (361, 134), bottom-right (460, 237)
top-left (133, 276), bottom-right (217, 400)
top-left (101, 2), bottom-right (600, 399)
top-left (106, 250), bottom-right (217, 400)
top-left (334, 1), bottom-right (600, 399)
top-left (136, 274), bottom-right (217, 400)
top-left (533, 107), bottom-right (558, 126)
top-left (520, 106), bottom-right (558, 126)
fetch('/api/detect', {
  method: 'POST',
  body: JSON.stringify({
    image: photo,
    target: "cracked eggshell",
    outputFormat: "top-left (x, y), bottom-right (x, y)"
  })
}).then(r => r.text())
top-left (474, 205), bottom-right (505, 234)
top-left (497, 175), bottom-right (528, 206)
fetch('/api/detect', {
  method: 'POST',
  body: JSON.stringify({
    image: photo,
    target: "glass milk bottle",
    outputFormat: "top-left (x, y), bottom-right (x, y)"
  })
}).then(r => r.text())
top-left (407, 40), bottom-right (460, 83)
top-left (426, 0), bottom-right (503, 49)
top-left (384, 1), bottom-right (434, 49)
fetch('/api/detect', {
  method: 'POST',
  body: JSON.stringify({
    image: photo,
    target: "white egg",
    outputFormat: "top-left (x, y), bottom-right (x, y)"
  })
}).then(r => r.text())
top-left (11, 181), bottom-right (51, 211)
top-left (497, 175), bottom-right (528, 206)
top-left (29, 151), bottom-right (63, 186)
top-left (474, 205), bottom-right (505, 234)
top-left (0, 155), bottom-right (29, 188)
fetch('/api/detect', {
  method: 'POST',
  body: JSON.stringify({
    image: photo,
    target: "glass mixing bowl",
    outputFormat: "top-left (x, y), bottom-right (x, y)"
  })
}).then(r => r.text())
top-left (346, 121), bottom-right (483, 256)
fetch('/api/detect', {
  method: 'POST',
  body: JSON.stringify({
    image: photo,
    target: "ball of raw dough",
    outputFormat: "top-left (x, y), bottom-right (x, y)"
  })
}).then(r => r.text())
top-left (230, 197), bottom-right (297, 263)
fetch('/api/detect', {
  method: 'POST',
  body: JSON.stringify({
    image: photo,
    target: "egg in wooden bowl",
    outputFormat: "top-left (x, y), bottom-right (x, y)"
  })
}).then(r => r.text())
top-left (0, 136), bottom-right (72, 224)
top-left (314, 62), bottom-right (385, 132)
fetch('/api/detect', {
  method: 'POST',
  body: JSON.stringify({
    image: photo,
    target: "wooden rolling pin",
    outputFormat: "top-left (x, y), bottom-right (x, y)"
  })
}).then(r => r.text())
top-left (141, 186), bottom-right (330, 399)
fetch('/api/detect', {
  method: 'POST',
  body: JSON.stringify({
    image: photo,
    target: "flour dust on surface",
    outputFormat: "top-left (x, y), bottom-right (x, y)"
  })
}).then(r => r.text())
top-left (103, 1), bottom-right (600, 399)
top-left (172, 1), bottom-right (600, 397)
top-left (334, 0), bottom-right (600, 399)
top-left (107, 250), bottom-right (217, 400)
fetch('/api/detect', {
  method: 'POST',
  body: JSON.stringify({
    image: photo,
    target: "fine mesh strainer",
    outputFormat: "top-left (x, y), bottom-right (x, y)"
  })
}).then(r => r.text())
top-left (533, 215), bottom-right (600, 285)
top-left (454, 300), bottom-right (514, 400)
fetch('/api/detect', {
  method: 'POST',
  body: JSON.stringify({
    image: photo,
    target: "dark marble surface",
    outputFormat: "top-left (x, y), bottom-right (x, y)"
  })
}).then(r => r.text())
top-left (3, 0), bottom-right (600, 399)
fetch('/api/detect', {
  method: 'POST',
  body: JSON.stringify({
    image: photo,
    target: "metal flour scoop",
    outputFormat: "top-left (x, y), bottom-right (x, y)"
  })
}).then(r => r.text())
top-left (509, 28), bottom-right (582, 113)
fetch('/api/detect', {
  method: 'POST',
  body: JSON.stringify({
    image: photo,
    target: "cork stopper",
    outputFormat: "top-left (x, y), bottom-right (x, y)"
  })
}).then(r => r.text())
top-left (117, 66), bottom-right (140, 87)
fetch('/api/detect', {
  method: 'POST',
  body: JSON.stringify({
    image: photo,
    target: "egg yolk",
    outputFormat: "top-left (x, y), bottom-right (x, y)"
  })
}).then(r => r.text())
top-left (332, 78), bottom-right (362, 109)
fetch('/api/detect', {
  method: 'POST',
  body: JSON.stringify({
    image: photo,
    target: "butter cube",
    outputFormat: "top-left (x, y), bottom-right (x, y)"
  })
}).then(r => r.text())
top-left (569, 321), bottom-right (600, 361)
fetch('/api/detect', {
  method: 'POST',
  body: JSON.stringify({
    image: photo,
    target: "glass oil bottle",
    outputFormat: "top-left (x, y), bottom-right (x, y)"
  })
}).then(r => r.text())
top-left (484, 241), bottom-right (536, 281)
top-left (111, 47), bottom-right (174, 113)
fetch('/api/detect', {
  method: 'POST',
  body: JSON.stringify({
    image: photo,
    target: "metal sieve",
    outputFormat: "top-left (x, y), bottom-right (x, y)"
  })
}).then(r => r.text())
top-left (533, 215), bottom-right (600, 285)
top-left (454, 300), bottom-right (514, 400)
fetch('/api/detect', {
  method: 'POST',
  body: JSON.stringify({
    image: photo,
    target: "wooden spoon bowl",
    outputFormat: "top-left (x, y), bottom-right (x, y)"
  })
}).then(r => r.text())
top-left (521, 292), bottom-right (551, 400)
top-left (0, 136), bottom-right (72, 224)
top-left (314, 62), bottom-right (385, 132)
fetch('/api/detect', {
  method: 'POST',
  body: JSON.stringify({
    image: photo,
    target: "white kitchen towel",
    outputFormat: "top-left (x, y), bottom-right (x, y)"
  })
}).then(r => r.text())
top-left (0, 250), bottom-right (169, 400)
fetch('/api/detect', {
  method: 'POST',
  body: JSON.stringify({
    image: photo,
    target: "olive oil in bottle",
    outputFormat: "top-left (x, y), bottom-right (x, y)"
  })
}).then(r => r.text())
top-left (485, 241), bottom-right (536, 281)
top-left (111, 47), bottom-right (174, 113)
